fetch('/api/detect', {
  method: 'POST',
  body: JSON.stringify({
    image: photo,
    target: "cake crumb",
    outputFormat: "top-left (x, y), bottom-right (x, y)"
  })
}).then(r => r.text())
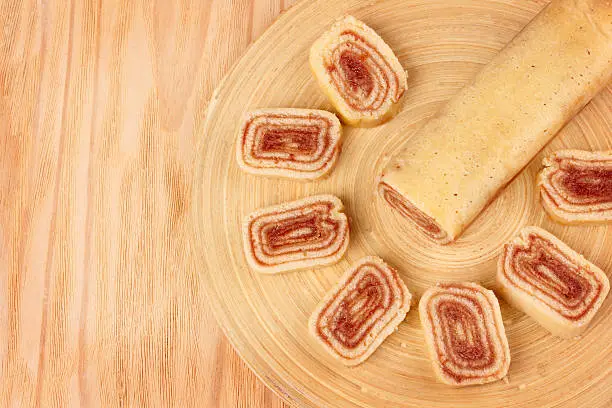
top-left (400, 342), bottom-right (408, 348)
top-left (518, 384), bottom-right (527, 390)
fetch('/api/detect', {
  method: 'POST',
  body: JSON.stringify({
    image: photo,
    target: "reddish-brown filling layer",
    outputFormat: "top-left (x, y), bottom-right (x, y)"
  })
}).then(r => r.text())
top-left (426, 286), bottom-right (499, 383)
top-left (316, 263), bottom-right (404, 353)
top-left (241, 114), bottom-right (334, 169)
top-left (379, 182), bottom-right (448, 241)
top-left (339, 50), bottom-right (375, 96)
top-left (439, 302), bottom-right (487, 363)
top-left (329, 273), bottom-right (386, 348)
top-left (325, 31), bottom-right (402, 112)
top-left (561, 167), bottom-right (612, 199)
top-left (249, 202), bottom-right (346, 266)
top-left (548, 158), bottom-right (612, 205)
top-left (265, 212), bottom-right (330, 250)
top-left (260, 127), bottom-right (321, 156)
top-left (502, 234), bottom-right (602, 320)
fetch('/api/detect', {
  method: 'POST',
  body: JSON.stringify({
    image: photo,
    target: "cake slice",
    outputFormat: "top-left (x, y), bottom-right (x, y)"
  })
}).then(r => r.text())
top-left (419, 282), bottom-right (510, 386)
top-left (497, 226), bottom-right (610, 338)
top-left (242, 195), bottom-right (349, 274)
top-left (310, 16), bottom-right (407, 127)
top-left (236, 108), bottom-right (342, 180)
top-left (539, 150), bottom-right (612, 224)
top-left (309, 256), bottom-right (411, 366)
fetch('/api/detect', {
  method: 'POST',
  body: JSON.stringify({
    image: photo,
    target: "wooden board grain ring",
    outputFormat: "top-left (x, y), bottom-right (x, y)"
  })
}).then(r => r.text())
top-left (194, 0), bottom-right (612, 406)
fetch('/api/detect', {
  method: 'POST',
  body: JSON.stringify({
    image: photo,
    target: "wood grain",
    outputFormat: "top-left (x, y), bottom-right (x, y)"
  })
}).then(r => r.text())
top-left (196, 0), bottom-right (612, 407)
top-left (0, 0), bottom-right (293, 406)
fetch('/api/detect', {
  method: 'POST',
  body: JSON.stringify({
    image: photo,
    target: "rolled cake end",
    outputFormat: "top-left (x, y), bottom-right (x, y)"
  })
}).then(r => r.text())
top-left (378, 181), bottom-right (453, 244)
top-left (310, 15), bottom-right (408, 127)
top-left (497, 226), bottom-right (610, 338)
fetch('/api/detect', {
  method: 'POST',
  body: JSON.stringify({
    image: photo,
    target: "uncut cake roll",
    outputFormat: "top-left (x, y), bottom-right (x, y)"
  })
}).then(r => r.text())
top-left (419, 282), bottom-right (510, 386)
top-left (236, 108), bottom-right (342, 180)
top-left (242, 195), bottom-right (349, 274)
top-left (497, 226), bottom-right (610, 339)
top-left (310, 16), bottom-right (408, 127)
top-left (379, 0), bottom-right (612, 244)
top-left (539, 150), bottom-right (612, 224)
top-left (309, 256), bottom-right (411, 366)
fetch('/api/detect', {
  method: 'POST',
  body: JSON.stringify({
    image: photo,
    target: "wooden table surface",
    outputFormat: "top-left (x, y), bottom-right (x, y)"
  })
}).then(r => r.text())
top-left (1, 0), bottom-right (294, 406)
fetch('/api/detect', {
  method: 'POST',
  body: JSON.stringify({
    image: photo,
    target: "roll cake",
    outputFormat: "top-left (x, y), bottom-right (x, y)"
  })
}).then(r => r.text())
top-left (379, 0), bottom-right (612, 243)
top-left (310, 16), bottom-right (408, 127)
top-left (309, 256), bottom-right (411, 366)
top-left (236, 108), bottom-right (342, 180)
top-left (419, 283), bottom-right (510, 386)
top-left (242, 195), bottom-right (349, 274)
top-left (539, 150), bottom-right (612, 224)
top-left (497, 226), bottom-right (610, 338)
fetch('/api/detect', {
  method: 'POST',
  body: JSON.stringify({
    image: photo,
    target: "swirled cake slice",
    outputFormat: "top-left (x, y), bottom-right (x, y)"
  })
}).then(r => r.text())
top-left (237, 108), bottom-right (342, 180)
top-left (309, 256), bottom-right (411, 366)
top-left (539, 150), bottom-right (612, 224)
top-left (419, 283), bottom-right (510, 386)
top-left (310, 16), bottom-right (407, 127)
top-left (497, 226), bottom-right (609, 338)
top-left (242, 195), bottom-right (349, 274)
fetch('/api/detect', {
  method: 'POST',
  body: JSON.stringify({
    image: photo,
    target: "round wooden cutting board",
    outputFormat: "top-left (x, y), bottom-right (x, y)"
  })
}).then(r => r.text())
top-left (195, 0), bottom-right (612, 406)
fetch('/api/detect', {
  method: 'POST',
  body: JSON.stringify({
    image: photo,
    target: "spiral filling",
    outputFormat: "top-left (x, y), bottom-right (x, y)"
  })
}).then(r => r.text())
top-left (313, 260), bottom-right (409, 361)
top-left (420, 284), bottom-right (509, 385)
top-left (500, 233), bottom-right (603, 320)
top-left (241, 113), bottom-right (337, 171)
top-left (318, 264), bottom-right (393, 350)
top-left (427, 290), bottom-right (505, 382)
top-left (325, 31), bottom-right (403, 112)
top-left (542, 154), bottom-right (612, 212)
top-left (247, 201), bottom-right (348, 268)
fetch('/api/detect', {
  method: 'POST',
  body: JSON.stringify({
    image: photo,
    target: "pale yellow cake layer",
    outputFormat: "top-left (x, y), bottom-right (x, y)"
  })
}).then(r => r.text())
top-left (381, 0), bottom-right (612, 242)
